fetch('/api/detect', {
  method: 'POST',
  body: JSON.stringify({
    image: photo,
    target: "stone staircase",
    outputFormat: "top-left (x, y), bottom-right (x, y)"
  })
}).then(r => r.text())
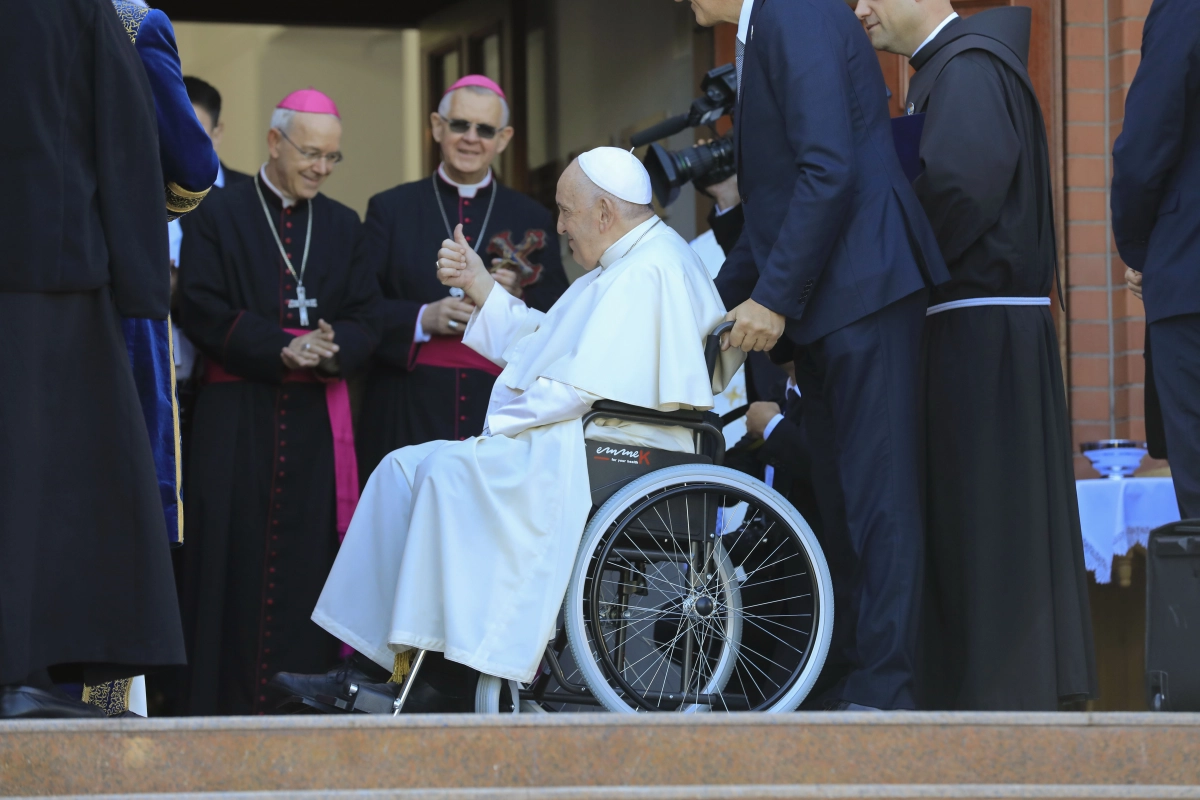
top-left (2, 712), bottom-right (1199, 798)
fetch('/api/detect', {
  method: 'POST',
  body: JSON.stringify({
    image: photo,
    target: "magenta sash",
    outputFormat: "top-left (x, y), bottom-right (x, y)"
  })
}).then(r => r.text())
top-left (409, 334), bottom-right (503, 377)
top-left (204, 330), bottom-right (360, 540)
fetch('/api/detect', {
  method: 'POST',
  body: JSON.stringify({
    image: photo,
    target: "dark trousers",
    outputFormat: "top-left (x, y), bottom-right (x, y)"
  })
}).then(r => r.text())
top-left (1148, 314), bottom-right (1200, 518)
top-left (792, 289), bottom-right (927, 710)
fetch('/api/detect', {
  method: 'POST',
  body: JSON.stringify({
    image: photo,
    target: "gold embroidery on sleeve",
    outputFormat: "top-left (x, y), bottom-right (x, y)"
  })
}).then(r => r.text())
top-left (166, 182), bottom-right (211, 222)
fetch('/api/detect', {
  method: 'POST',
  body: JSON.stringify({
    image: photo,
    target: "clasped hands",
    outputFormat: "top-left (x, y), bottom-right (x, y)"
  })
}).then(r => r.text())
top-left (282, 319), bottom-right (339, 372)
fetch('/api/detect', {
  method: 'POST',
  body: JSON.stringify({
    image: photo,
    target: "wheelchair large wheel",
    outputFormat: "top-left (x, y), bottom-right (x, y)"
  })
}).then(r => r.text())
top-left (564, 464), bottom-right (832, 713)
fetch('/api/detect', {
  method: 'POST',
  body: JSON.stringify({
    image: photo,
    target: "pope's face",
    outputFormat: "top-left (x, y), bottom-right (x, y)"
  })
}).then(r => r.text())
top-left (555, 164), bottom-right (605, 271)
top-left (431, 90), bottom-right (514, 181)
top-left (852, 0), bottom-right (927, 55)
top-left (266, 112), bottom-right (343, 200)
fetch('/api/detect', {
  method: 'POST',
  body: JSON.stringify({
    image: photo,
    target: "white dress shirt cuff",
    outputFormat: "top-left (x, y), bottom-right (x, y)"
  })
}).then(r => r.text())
top-left (414, 304), bottom-right (433, 343)
top-left (762, 413), bottom-right (785, 441)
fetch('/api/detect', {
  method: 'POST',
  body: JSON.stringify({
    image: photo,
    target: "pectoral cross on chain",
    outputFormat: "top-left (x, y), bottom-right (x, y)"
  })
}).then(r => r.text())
top-left (288, 284), bottom-right (318, 327)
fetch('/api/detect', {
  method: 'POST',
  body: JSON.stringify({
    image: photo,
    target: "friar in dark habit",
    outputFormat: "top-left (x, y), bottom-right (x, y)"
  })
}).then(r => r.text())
top-left (854, 0), bottom-right (1097, 709)
top-left (178, 89), bottom-right (381, 715)
top-left (355, 74), bottom-right (568, 478)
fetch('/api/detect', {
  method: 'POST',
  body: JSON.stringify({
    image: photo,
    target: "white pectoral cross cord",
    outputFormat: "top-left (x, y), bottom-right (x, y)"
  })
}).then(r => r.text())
top-left (287, 284), bottom-right (318, 327)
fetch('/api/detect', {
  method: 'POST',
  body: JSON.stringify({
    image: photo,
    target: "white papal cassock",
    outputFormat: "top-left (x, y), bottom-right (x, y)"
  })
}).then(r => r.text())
top-left (312, 217), bottom-right (742, 682)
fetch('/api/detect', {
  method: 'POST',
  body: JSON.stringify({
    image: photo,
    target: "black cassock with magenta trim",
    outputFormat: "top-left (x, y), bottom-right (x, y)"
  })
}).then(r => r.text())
top-left (179, 175), bottom-right (380, 715)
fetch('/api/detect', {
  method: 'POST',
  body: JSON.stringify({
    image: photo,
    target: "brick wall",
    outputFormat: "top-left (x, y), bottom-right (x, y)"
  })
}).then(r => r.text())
top-left (1064, 0), bottom-right (1160, 477)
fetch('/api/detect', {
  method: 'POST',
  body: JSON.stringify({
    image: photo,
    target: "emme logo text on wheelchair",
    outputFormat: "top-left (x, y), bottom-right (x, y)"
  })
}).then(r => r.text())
top-left (592, 445), bottom-right (652, 466)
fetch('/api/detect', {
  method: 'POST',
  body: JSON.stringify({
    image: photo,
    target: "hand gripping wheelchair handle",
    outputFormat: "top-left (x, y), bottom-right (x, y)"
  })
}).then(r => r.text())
top-left (705, 320), bottom-right (736, 384)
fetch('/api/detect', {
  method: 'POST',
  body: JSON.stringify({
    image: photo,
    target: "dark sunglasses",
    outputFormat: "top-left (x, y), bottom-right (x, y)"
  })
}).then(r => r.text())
top-left (441, 116), bottom-right (499, 139)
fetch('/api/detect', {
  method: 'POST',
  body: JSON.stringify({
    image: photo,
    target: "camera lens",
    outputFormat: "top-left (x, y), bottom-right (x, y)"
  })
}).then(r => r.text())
top-left (644, 143), bottom-right (683, 207)
top-left (643, 138), bottom-right (737, 207)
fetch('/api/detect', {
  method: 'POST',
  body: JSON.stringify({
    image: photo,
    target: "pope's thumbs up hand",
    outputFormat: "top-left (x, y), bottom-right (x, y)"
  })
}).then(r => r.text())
top-left (438, 224), bottom-right (495, 306)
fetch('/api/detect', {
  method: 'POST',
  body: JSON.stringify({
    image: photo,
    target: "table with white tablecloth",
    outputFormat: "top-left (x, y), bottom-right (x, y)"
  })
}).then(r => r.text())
top-left (1076, 477), bottom-right (1180, 583)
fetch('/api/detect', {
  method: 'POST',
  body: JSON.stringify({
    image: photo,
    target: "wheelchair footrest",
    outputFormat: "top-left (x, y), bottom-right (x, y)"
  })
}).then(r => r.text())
top-left (339, 682), bottom-right (402, 714)
top-left (276, 682), bottom-right (403, 715)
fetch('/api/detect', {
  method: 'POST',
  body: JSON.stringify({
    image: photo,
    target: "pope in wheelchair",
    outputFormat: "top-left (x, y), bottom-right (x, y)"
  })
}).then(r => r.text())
top-left (273, 148), bottom-right (833, 714)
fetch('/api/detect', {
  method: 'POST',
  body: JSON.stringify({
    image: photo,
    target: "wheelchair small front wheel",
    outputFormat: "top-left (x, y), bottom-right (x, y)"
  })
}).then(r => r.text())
top-left (564, 464), bottom-right (833, 713)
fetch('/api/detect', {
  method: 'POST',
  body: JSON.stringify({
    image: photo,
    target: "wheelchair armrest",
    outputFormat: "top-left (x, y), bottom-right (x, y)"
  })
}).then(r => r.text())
top-left (584, 401), bottom-right (725, 465)
top-left (588, 399), bottom-right (713, 425)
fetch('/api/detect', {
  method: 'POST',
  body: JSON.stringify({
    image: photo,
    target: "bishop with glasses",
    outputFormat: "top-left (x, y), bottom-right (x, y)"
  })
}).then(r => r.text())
top-left (177, 89), bottom-right (381, 715)
top-left (355, 75), bottom-right (568, 481)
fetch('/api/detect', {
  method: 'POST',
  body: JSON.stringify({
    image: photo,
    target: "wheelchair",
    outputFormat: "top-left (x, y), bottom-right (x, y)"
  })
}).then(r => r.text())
top-left (312, 322), bottom-right (833, 716)
top-left (469, 322), bottom-right (834, 714)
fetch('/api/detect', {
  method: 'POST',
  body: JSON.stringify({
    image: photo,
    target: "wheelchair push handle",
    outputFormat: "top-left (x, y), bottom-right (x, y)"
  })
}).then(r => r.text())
top-left (704, 320), bottom-right (736, 382)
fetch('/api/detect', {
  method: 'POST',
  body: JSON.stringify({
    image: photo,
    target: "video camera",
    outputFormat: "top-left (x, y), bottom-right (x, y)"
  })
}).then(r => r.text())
top-left (630, 64), bottom-right (738, 207)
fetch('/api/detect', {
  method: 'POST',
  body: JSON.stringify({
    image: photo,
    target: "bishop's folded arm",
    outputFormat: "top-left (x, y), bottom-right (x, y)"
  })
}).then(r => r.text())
top-left (462, 280), bottom-right (546, 366)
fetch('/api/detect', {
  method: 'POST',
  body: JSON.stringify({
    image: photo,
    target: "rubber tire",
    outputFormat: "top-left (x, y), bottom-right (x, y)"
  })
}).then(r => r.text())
top-left (564, 464), bottom-right (833, 713)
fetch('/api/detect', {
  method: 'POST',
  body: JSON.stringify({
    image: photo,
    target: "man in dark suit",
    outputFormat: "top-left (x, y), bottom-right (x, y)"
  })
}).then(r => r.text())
top-left (1112, 0), bottom-right (1200, 517)
top-left (682, 0), bottom-right (948, 710)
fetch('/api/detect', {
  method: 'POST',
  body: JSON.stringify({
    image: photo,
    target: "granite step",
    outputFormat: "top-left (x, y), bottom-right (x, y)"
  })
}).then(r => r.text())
top-left (2, 712), bottom-right (1198, 798)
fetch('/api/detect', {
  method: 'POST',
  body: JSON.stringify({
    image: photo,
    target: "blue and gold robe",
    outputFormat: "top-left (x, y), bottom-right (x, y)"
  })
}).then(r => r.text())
top-left (114, 0), bottom-right (218, 548)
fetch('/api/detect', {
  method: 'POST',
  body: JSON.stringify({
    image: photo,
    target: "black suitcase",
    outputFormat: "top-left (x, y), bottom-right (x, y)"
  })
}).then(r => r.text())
top-left (1146, 519), bottom-right (1200, 711)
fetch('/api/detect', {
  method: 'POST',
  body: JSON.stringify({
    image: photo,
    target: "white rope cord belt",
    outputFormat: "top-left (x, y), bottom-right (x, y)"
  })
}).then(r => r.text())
top-left (926, 296), bottom-right (1051, 316)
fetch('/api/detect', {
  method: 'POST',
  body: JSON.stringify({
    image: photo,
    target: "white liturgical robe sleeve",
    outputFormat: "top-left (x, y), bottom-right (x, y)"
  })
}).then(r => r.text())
top-left (486, 378), bottom-right (599, 439)
top-left (461, 282), bottom-right (545, 368)
top-left (463, 282), bottom-right (598, 438)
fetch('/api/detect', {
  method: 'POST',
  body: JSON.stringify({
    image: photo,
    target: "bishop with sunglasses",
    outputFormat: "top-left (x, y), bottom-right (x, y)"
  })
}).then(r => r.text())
top-left (356, 75), bottom-right (568, 479)
top-left (177, 89), bottom-right (381, 715)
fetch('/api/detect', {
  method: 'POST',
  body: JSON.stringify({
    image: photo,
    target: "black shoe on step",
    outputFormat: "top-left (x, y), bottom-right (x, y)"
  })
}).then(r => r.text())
top-left (269, 654), bottom-right (390, 705)
top-left (0, 685), bottom-right (107, 719)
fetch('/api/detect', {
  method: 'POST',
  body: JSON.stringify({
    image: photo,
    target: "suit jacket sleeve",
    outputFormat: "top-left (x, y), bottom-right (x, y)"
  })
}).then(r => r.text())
top-left (179, 204), bottom-right (292, 383)
top-left (330, 212), bottom-right (383, 378)
top-left (758, 417), bottom-right (804, 467)
top-left (96, 0), bottom-right (170, 319)
top-left (914, 53), bottom-right (1020, 266)
top-left (1112, 0), bottom-right (1199, 271)
top-left (714, 218), bottom-right (758, 310)
top-left (749, 1), bottom-right (857, 320)
top-left (135, 10), bottom-right (218, 194)
top-left (361, 193), bottom-right (424, 367)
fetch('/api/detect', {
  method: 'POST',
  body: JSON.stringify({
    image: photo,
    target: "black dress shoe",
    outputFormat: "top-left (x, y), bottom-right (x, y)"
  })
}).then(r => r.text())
top-left (0, 686), bottom-right (107, 719)
top-left (269, 655), bottom-right (390, 704)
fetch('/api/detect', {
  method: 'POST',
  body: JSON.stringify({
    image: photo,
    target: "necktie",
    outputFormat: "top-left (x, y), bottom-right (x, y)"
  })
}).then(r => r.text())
top-left (736, 37), bottom-right (745, 96)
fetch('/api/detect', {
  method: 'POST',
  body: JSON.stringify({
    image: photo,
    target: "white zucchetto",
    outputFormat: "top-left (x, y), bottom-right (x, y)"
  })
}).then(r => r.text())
top-left (577, 147), bottom-right (653, 205)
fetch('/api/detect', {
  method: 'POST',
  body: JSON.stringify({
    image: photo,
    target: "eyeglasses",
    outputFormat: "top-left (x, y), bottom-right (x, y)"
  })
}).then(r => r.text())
top-left (440, 115), bottom-right (499, 140)
top-left (277, 129), bottom-right (344, 165)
